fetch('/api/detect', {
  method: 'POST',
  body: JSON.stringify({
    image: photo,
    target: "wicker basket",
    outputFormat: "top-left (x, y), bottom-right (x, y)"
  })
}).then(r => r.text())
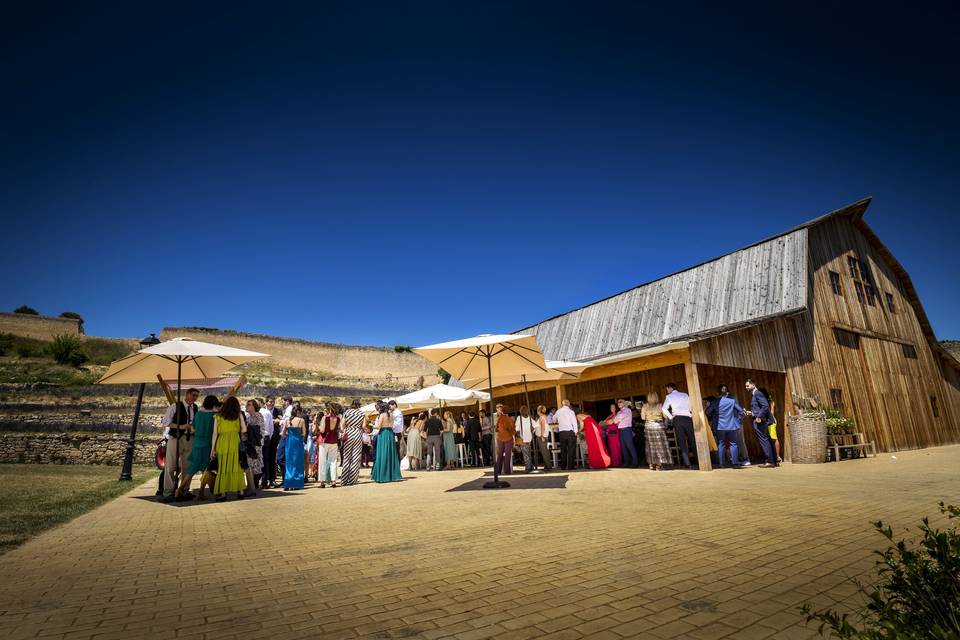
top-left (789, 412), bottom-right (828, 464)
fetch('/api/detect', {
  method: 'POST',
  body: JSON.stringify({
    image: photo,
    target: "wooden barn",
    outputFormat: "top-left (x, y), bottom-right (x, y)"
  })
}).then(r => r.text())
top-left (493, 198), bottom-right (960, 469)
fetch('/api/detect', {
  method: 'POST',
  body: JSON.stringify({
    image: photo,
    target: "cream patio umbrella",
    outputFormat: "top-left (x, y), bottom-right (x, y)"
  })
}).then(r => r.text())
top-left (98, 337), bottom-right (269, 414)
top-left (413, 334), bottom-right (549, 488)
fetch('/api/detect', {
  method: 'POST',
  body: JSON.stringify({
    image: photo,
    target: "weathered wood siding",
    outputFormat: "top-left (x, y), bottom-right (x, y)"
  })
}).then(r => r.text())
top-left (795, 216), bottom-right (960, 450)
top-left (523, 229), bottom-right (809, 361)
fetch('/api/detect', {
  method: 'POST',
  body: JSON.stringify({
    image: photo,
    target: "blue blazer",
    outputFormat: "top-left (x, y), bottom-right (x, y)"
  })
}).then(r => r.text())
top-left (716, 395), bottom-right (745, 431)
top-left (751, 390), bottom-right (773, 427)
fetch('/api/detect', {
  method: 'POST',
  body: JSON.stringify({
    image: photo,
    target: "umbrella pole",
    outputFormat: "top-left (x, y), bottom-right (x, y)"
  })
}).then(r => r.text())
top-left (483, 349), bottom-right (509, 489)
top-left (119, 382), bottom-right (146, 481)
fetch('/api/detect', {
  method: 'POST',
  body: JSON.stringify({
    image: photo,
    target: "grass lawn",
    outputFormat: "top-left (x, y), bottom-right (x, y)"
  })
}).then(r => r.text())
top-left (0, 464), bottom-right (154, 555)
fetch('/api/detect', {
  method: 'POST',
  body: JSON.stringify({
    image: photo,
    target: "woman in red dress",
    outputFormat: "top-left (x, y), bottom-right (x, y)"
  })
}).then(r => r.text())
top-left (602, 403), bottom-right (622, 467)
top-left (577, 410), bottom-right (611, 469)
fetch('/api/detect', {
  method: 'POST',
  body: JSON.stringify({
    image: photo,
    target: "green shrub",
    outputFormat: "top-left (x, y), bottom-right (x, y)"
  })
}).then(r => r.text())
top-left (803, 502), bottom-right (960, 639)
top-left (438, 368), bottom-right (451, 384)
top-left (14, 305), bottom-right (39, 315)
top-left (49, 334), bottom-right (88, 367)
top-left (81, 338), bottom-right (133, 365)
top-left (394, 345), bottom-right (412, 353)
top-left (15, 341), bottom-right (45, 358)
top-left (0, 333), bottom-right (12, 356)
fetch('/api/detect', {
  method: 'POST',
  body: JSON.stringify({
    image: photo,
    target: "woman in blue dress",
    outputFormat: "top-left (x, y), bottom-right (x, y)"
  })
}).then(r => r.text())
top-left (282, 402), bottom-right (306, 490)
top-left (371, 401), bottom-right (402, 483)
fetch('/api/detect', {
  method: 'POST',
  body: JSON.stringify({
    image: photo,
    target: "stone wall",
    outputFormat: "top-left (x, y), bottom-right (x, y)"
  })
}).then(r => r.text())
top-left (162, 327), bottom-right (438, 383)
top-left (0, 432), bottom-right (156, 465)
top-left (0, 312), bottom-right (82, 340)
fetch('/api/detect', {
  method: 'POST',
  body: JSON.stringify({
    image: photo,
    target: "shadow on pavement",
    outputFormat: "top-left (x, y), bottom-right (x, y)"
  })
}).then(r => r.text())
top-left (446, 474), bottom-right (569, 492)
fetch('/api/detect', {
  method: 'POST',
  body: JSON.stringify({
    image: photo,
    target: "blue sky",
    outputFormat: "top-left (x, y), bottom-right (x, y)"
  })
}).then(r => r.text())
top-left (1, 1), bottom-right (958, 345)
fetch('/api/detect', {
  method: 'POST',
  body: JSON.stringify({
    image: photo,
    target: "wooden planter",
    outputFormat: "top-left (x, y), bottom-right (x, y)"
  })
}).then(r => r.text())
top-left (788, 412), bottom-right (828, 463)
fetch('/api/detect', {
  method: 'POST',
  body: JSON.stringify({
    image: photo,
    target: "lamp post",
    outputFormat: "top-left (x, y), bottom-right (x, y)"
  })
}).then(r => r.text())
top-left (118, 333), bottom-right (161, 481)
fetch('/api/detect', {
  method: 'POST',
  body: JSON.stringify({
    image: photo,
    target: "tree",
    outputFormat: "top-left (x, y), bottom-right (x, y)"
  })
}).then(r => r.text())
top-left (49, 334), bottom-right (88, 367)
top-left (14, 306), bottom-right (38, 315)
top-left (438, 368), bottom-right (451, 384)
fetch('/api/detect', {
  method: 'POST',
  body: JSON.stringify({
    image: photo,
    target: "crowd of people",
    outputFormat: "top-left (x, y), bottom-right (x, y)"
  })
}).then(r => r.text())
top-left (156, 377), bottom-right (780, 501)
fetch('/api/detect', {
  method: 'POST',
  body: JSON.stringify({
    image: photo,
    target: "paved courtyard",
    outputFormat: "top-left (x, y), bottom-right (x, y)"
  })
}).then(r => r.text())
top-left (1, 446), bottom-right (959, 640)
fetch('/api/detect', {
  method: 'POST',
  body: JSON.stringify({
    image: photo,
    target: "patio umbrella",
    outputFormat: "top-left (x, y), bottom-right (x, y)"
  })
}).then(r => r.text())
top-left (98, 337), bottom-right (269, 412)
top-left (413, 334), bottom-right (549, 488)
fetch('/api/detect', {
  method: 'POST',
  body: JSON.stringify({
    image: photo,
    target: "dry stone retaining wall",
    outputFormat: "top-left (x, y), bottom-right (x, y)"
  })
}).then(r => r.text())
top-left (0, 432), bottom-right (156, 465)
top-left (162, 327), bottom-right (437, 383)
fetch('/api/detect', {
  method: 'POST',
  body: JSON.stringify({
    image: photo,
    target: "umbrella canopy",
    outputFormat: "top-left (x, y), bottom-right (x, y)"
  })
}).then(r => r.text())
top-left (413, 334), bottom-right (550, 487)
top-left (413, 334), bottom-right (548, 382)
top-left (360, 383), bottom-right (490, 416)
top-left (97, 337), bottom-right (269, 385)
top-left (460, 360), bottom-right (592, 390)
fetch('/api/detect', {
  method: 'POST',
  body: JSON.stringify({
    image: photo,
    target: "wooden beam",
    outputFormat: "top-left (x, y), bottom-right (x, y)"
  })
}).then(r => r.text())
top-left (555, 385), bottom-right (563, 409)
top-left (491, 350), bottom-right (689, 398)
top-left (783, 371), bottom-right (794, 463)
top-left (683, 358), bottom-right (713, 471)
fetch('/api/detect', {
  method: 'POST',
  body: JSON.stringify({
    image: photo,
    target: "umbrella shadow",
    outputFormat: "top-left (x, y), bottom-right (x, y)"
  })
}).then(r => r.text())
top-left (446, 474), bottom-right (569, 492)
top-left (133, 489), bottom-right (295, 507)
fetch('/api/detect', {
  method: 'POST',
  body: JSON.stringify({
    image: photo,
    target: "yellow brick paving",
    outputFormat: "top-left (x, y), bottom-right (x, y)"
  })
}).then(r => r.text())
top-left (1, 446), bottom-right (959, 640)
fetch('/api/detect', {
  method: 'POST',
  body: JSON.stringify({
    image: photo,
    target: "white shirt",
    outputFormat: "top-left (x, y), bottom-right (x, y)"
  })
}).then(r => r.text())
top-left (259, 407), bottom-right (275, 437)
top-left (161, 401), bottom-right (195, 428)
top-left (281, 404), bottom-right (293, 428)
top-left (515, 415), bottom-right (534, 443)
top-left (534, 415), bottom-right (549, 438)
top-left (391, 408), bottom-right (403, 434)
top-left (663, 390), bottom-right (692, 420)
top-left (555, 406), bottom-right (578, 432)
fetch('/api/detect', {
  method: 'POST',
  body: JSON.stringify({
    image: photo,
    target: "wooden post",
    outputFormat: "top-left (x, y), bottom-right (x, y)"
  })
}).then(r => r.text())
top-left (783, 371), bottom-right (794, 463)
top-left (555, 385), bottom-right (563, 409)
top-left (683, 358), bottom-right (713, 471)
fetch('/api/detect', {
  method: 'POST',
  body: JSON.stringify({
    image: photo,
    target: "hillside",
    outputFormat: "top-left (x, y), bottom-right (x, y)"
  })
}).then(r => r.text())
top-left (1, 320), bottom-right (434, 437)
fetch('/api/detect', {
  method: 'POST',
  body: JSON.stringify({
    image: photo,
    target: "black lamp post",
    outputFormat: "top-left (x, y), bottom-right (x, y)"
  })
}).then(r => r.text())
top-left (118, 333), bottom-right (161, 481)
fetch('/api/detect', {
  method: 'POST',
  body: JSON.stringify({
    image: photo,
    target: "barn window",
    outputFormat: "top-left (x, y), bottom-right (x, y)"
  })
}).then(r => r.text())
top-left (854, 282), bottom-right (865, 304)
top-left (902, 343), bottom-right (918, 359)
top-left (930, 396), bottom-right (939, 418)
top-left (864, 283), bottom-right (877, 306)
top-left (858, 259), bottom-right (872, 283)
top-left (847, 256), bottom-right (859, 279)
top-left (829, 271), bottom-right (842, 295)
top-left (830, 388), bottom-right (844, 413)
top-left (885, 292), bottom-right (895, 312)
top-left (834, 328), bottom-right (860, 349)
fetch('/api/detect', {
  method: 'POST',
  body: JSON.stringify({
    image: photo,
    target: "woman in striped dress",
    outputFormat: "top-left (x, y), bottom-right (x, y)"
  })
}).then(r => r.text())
top-left (339, 399), bottom-right (366, 486)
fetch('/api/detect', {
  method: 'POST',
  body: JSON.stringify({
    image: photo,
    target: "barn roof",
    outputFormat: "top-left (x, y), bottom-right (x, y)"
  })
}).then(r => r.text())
top-left (518, 198), bottom-right (872, 362)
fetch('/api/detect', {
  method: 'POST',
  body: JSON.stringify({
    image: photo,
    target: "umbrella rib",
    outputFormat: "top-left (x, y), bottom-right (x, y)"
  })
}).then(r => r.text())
top-left (454, 348), bottom-right (481, 381)
top-left (499, 344), bottom-right (550, 372)
top-left (97, 353), bottom-right (148, 384)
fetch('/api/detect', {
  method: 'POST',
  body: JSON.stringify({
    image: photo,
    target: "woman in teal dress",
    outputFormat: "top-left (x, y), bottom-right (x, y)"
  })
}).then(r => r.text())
top-left (283, 402), bottom-right (306, 490)
top-left (371, 401), bottom-right (402, 483)
top-left (211, 396), bottom-right (247, 501)
top-left (177, 395), bottom-right (220, 499)
top-left (442, 411), bottom-right (458, 469)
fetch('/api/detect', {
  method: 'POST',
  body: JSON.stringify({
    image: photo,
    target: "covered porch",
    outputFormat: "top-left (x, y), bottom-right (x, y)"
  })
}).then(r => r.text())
top-left (489, 343), bottom-right (791, 470)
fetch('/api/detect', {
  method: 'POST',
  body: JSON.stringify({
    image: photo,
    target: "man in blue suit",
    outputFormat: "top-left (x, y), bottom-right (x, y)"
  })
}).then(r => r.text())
top-left (746, 379), bottom-right (779, 467)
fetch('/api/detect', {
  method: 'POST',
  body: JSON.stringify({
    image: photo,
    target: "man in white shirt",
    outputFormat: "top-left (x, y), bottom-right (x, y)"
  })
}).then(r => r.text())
top-left (161, 387), bottom-right (200, 501)
top-left (389, 400), bottom-right (404, 457)
top-left (663, 383), bottom-right (695, 469)
top-left (554, 399), bottom-right (579, 470)
top-left (515, 406), bottom-right (535, 473)
top-left (259, 397), bottom-right (276, 489)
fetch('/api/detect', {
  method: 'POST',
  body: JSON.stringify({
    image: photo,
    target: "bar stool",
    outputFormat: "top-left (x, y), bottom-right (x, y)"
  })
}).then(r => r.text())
top-left (456, 443), bottom-right (468, 468)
